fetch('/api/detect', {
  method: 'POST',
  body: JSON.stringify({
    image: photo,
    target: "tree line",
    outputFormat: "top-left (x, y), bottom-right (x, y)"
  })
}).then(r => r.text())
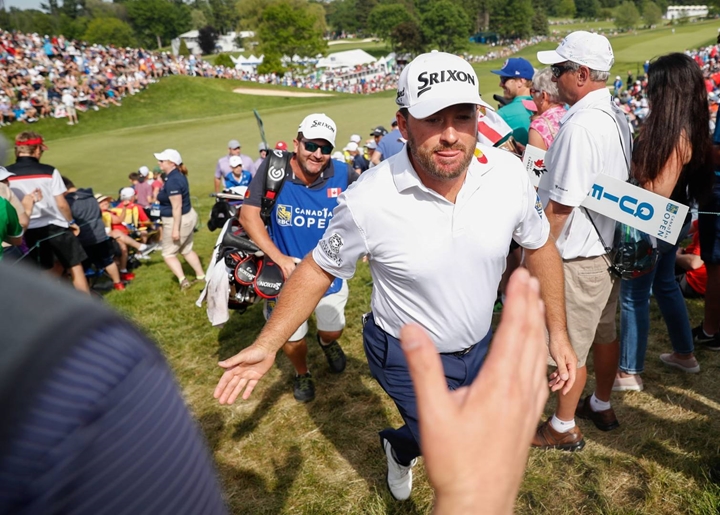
top-left (0, 0), bottom-right (715, 64)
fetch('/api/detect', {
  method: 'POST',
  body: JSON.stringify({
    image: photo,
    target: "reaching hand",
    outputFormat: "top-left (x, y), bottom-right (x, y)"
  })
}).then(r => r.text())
top-left (214, 345), bottom-right (277, 404)
top-left (400, 268), bottom-right (549, 514)
top-left (548, 333), bottom-right (577, 395)
top-left (274, 254), bottom-right (297, 280)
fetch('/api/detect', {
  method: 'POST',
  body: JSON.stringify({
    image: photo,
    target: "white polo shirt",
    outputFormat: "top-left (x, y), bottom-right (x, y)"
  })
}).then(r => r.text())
top-left (313, 144), bottom-right (549, 353)
top-left (538, 88), bottom-right (632, 260)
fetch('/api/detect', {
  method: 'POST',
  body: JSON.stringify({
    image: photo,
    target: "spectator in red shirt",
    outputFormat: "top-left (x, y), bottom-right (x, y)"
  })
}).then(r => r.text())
top-left (676, 220), bottom-right (707, 298)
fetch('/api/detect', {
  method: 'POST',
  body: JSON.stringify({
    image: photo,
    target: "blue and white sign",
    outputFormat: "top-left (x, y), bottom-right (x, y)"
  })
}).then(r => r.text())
top-left (580, 174), bottom-right (688, 245)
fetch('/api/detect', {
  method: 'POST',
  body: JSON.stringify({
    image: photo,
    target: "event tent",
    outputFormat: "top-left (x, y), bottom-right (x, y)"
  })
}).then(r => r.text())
top-left (315, 49), bottom-right (376, 69)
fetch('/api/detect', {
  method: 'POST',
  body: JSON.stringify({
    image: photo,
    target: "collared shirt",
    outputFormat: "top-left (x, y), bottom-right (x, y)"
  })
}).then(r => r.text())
top-left (376, 128), bottom-right (405, 161)
top-left (214, 154), bottom-right (256, 180)
top-left (313, 145), bottom-right (549, 353)
top-left (539, 88), bottom-right (632, 260)
top-left (7, 156), bottom-right (69, 230)
top-left (498, 95), bottom-right (534, 145)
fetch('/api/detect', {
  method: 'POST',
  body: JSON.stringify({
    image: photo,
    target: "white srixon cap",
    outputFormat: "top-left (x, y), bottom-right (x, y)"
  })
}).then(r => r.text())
top-left (395, 51), bottom-right (491, 119)
top-left (153, 148), bottom-right (182, 165)
top-left (298, 113), bottom-right (337, 147)
top-left (537, 31), bottom-right (614, 72)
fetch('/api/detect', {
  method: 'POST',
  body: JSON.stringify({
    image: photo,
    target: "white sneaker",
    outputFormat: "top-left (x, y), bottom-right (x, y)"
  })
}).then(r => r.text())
top-left (382, 438), bottom-right (416, 500)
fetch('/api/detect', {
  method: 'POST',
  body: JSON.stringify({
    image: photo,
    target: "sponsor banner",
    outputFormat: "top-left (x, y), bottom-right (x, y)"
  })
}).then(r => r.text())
top-left (580, 174), bottom-right (688, 245)
top-left (521, 144), bottom-right (547, 188)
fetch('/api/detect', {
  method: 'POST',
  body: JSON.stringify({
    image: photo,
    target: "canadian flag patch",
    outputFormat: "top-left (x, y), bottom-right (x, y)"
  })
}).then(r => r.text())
top-left (327, 187), bottom-right (342, 198)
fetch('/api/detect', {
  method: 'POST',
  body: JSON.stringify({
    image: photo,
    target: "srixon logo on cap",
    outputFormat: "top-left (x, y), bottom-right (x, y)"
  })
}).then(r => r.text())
top-left (311, 119), bottom-right (335, 132)
top-left (417, 70), bottom-right (475, 97)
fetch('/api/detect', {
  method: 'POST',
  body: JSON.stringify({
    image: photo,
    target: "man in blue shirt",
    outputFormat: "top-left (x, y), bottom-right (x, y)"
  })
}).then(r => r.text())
top-left (371, 119), bottom-right (405, 165)
top-left (236, 113), bottom-right (359, 402)
top-left (223, 155), bottom-right (252, 190)
top-left (491, 57), bottom-right (535, 146)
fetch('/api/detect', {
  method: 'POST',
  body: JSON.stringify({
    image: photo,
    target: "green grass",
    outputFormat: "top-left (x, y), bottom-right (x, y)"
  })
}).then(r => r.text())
top-left (9, 26), bottom-right (720, 513)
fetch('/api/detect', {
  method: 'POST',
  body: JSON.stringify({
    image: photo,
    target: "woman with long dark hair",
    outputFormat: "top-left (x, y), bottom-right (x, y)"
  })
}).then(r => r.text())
top-left (614, 53), bottom-right (714, 391)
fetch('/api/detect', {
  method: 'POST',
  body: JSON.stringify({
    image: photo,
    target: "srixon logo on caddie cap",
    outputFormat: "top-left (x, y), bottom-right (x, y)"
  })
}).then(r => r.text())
top-left (417, 69), bottom-right (475, 97)
top-left (310, 119), bottom-right (335, 132)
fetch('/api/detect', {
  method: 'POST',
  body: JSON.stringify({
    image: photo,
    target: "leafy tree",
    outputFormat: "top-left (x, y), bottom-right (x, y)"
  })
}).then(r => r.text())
top-left (40, 0), bottom-right (60, 16)
top-left (61, 0), bottom-right (87, 19)
top-left (367, 4), bottom-right (416, 40)
top-left (257, 0), bottom-right (327, 58)
top-left (642, 1), bottom-right (662, 25)
top-left (198, 25), bottom-right (219, 54)
top-left (215, 52), bottom-right (234, 67)
top-left (257, 52), bottom-right (285, 74)
top-left (556, 0), bottom-right (577, 17)
top-left (326, 0), bottom-right (363, 35)
top-left (490, 0), bottom-right (533, 38)
top-left (236, 0), bottom-right (270, 32)
top-left (191, 9), bottom-right (208, 29)
top-left (420, 0), bottom-right (471, 53)
top-left (83, 17), bottom-right (136, 46)
top-left (575, 0), bottom-right (600, 17)
top-left (307, 2), bottom-right (328, 35)
top-left (3, 8), bottom-right (57, 34)
top-left (326, 0), bottom-right (362, 34)
top-left (208, 0), bottom-right (240, 34)
top-left (531, 7), bottom-right (549, 35)
top-left (86, 0), bottom-right (128, 20)
top-left (599, 0), bottom-right (618, 7)
top-left (356, 0), bottom-right (379, 32)
top-left (614, 1), bottom-right (640, 29)
top-left (390, 19), bottom-right (425, 54)
top-left (179, 38), bottom-right (191, 55)
top-left (126, 0), bottom-right (191, 49)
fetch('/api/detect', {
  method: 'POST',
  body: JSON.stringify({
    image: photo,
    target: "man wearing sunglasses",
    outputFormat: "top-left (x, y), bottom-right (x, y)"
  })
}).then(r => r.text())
top-left (532, 31), bottom-right (631, 450)
top-left (491, 57), bottom-right (536, 146)
top-left (215, 53), bottom-right (575, 501)
top-left (235, 113), bottom-right (359, 403)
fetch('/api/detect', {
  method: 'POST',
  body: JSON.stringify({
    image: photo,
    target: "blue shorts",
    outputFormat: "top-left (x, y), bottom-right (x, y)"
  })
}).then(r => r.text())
top-left (699, 173), bottom-right (720, 265)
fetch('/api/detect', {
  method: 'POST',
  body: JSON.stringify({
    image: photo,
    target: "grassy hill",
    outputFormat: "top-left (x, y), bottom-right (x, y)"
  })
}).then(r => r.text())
top-left (4, 23), bottom-right (720, 513)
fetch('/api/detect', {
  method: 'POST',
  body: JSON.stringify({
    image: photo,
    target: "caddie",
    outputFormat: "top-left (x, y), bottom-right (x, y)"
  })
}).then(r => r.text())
top-left (235, 113), bottom-right (359, 403)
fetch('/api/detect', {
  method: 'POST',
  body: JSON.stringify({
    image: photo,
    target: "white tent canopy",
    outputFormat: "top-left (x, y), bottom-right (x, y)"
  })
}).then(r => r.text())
top-left (316, 49), bottom-right (376, 69)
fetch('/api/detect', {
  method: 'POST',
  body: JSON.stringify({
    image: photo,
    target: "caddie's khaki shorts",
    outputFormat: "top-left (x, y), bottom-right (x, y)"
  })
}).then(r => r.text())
top-left (556, 254), bottom-right (620, 368)
top-left (264, 280), bottom-right (349, 341)
top-left (161, 208), bottom-right (198, 257)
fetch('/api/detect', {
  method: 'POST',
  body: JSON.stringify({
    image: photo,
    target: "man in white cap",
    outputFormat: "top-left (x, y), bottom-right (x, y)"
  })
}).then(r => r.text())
top-left (214, 139), bottom-right (256, 193)
top-left (344, 141), bottom-right (368, 173)
top-left (221, 113), bottom-right (359, 404)
top-left (214, 53), bottom-right (575, 500)
top-left (532, 31), bottom-right (632, 450)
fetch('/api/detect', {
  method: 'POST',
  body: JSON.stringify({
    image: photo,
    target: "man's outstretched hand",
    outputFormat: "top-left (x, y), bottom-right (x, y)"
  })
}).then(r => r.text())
top-left (214, 345), bottom-right (277, 404)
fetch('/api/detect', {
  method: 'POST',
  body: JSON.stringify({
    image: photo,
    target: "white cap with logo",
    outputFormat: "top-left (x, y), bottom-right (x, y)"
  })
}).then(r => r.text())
top-left (120, 187), bottom-right (136, 200)
top-left (395, 51), bottom-right (491, 120)
top-left (229, 155), bottom-right (243, 168)
top-left (298, 113), bottom-right (337, 147)
top-left (537, 31), bottom-right (614, 72)
top-left (153, 148), bottom-right (183, 165)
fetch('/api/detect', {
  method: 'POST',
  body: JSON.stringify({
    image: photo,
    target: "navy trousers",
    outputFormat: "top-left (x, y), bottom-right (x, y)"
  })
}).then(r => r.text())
top-left (362, 312), bottom-right (491, 465)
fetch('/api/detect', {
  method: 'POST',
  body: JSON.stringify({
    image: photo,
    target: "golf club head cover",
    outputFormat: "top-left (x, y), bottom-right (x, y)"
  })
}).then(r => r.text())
top-left (234, 255), bottom-right (258, 286)
top-left (223, 249), bottom-right (245, 270)
top-left (253, 256), bottom-right (285, 299)
top-left (221, 229), bottom-right (260, 254)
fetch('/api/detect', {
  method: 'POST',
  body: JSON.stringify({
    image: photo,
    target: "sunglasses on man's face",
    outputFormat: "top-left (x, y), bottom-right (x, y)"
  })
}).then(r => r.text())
top-left (302, 140), bottom-right (333, 155)
top-left (551, 64), bottom-right (575, 78)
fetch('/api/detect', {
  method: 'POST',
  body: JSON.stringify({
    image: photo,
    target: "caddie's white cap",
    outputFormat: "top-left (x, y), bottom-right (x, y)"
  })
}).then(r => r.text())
top-left (344, 142), bottom-right (358, 152)
top-left (0, 166), bottom-right (15, 182)
top-left (229, 155), bottom-right (243, 168)
top-left (298, 113), bottom-right (337, 147)
top-left (120, 187), bottom-right (135, 200)
top-left (350, 134), bottom-right (361, 144)
top-left (395, 51), bottom-right (491, 119)
top-left (153, 148), bottom-right (182, 165)
top-left (138, 165), bottom-right (149, 176)
top-left (537, 31), bottom-right (614, 72)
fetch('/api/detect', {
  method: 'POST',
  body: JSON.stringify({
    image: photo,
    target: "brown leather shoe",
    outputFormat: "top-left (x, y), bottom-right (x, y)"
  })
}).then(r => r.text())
top-left (531, 419), bottom-right (585, 451)
top-left (575, 395), bottom-right (619, 431)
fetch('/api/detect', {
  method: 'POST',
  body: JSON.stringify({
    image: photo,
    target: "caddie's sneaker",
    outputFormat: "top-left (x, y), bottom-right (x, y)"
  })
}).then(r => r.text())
top-left (381, 437), bottom-right (417, 500)
top-left (293, 373), bottom-right (315, 402)
top-left (531, 419), bottom-right (585, 451)
top-left (692, 323), bottom-right (720, 351)
top-left (576, 396), bottom-right (619, 431)
top-left (659, 353), bottom-right (700, 373)
top-left (179, 278), bottom-right (191, 291)
top-left (317, 335), bottom-right (347, 373)
top-left (612, 373), bottom-right (644, 392)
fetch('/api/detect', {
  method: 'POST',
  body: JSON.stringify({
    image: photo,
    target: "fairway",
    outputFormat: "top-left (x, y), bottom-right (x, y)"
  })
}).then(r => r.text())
top-left (4, 24), bottom-right (720, 514)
